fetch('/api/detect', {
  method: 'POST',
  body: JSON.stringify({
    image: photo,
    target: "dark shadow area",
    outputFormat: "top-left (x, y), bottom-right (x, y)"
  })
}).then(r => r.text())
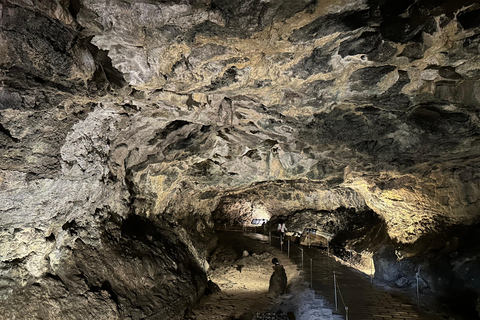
top-left (67, 213), bottom-right (209, 319)
top-left (68, 0), bottom-right (81, 19)
top-left (82, 37), bottom-right (127, 89)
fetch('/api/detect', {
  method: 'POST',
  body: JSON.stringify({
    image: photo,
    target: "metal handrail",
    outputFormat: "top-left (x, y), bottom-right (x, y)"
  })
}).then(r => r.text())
top-left (334, 272), bottom-right (349, 320)
top-left (224, 225), bottom-right (425, 320)
top-left (250, 229), bottom-right (351, 318)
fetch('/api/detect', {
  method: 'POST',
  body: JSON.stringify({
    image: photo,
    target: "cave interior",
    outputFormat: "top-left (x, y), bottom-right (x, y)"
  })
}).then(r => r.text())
top-left (1, 0), bottom-right (480, 319)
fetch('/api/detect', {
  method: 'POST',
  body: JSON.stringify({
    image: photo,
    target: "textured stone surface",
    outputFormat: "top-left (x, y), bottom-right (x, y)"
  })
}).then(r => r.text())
top-left (2, 0), bottom-right (480, 318)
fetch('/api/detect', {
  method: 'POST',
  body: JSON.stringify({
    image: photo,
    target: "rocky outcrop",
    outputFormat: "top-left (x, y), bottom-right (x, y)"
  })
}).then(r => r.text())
top-left (2, 0), bottom-right (480, 318)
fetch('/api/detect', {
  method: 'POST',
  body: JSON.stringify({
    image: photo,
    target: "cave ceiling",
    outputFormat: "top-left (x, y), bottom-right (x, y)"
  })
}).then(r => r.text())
top-left (1, 0), bottom-right (480, 247)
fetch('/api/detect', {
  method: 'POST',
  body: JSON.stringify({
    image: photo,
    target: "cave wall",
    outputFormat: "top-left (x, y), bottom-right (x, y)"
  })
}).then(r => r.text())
top-left (1, 0), bottom-right (480, 318)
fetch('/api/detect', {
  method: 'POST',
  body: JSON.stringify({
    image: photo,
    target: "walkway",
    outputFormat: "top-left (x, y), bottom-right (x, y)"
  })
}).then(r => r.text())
top-left (266, 233), bottom-right (444, 320)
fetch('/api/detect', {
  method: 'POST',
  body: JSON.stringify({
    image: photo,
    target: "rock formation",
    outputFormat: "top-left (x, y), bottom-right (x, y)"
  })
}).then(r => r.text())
top-left (1, 0), bottom-right (480, 318)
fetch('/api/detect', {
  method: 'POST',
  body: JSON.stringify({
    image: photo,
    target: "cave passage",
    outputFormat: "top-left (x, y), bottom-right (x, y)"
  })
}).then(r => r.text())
top-left (1, 0), bottom-right (480, 319)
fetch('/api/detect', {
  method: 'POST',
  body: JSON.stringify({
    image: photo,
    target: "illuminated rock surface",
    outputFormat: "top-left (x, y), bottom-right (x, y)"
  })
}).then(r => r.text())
top-left (1, 0), bottom-right (480, 319)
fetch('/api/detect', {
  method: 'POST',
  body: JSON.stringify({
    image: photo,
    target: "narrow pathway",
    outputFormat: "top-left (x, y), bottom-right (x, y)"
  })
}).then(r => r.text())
top-left (242, 231), bottom-right (342, 320)
top-left (266, 234), bottom-right (445, 320)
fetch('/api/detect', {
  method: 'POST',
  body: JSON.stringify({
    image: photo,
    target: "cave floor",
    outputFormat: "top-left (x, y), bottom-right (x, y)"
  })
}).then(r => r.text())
top-left (187, 229), bottom-right (304, 320)
top-left (269, 234), bottom-right (448, 320)
top-left (189, 229), bottom-right (452, 320)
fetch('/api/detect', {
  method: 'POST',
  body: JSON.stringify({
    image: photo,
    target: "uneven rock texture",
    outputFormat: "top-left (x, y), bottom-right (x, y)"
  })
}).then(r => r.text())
top-left (1, 0), bottom-right (480, 318)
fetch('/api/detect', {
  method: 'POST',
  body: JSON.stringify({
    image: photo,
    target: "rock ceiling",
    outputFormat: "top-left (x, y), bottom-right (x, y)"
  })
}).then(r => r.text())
top-left (1, 0), bottom-right (480, 319)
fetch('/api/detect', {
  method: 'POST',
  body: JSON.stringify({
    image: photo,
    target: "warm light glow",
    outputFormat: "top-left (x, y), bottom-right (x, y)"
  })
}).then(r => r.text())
top-left (251, 203), bottom-right (271, 221)
top-left (224, 200), bottom-right (272, 225)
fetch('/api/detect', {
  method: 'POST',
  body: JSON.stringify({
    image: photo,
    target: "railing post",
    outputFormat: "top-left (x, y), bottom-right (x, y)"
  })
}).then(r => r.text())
top-left (334, 271), bottom-right (338, 312)
top-left (310, 259), bottom-right (313, 288)
top-left (416, 271), bottom-right (420, 308)
top-left (301, 248), bottom-right (304, 270)
top-left (345, 306), bottom-right (349, 320)
top-left (288, 240), bottom-right (290, 258)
